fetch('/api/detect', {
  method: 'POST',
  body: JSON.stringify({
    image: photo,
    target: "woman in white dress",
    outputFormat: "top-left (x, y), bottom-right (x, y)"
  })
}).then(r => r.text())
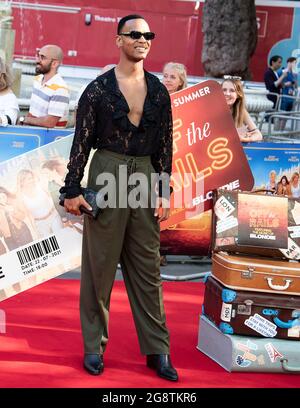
top-left (17, 169), bottom-right (63, 238)
top-left (0, 58), bottom-right (19, 126)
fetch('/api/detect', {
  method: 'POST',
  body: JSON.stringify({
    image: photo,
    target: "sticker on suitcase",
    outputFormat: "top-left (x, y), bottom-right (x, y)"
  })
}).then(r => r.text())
top-left (235, 340), bottom-right (265, 368)
top-left (215, 236), bottom-right (235, 247)
top-left (214, 196), bottom-right (235, 220)
top-left (288, 225), bottom-right (300, 239)
top-left (245, 314), bottom-right (277, 337)
top-left (287, 326), bottom-right (300, 338)
top-left (238, 194), bottom-right (288, 249)
top-left (279, 237), bottom-right (300, 260)
top-left (236, 355), bottom-right (252, 368)
top-left (221, 302), bottom-right (232, 322)
top-left (264, 342), bottom-right (283, 363)
top-left (216, 216), bottom-right (238, 234)
top-left (291, 201), bottom-right (300, 225)
top-left (237, 339), bottom-right (258, 351)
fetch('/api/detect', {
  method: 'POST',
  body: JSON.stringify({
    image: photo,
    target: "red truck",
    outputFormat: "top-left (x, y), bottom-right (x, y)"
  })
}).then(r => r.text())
top-left (11, 0), bottom-right (300, 82)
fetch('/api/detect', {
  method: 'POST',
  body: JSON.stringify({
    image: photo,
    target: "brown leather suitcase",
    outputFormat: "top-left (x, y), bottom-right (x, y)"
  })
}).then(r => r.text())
top-left (203, 276), bottom-right (300, 340)
top-left (212, 252), bottom-right (300, 296)
top-left (213, 189), bottom-right (300, 260)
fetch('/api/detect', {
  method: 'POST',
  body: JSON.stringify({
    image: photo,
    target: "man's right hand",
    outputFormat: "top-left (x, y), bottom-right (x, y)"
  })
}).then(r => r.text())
top-left (64, 194), bottom-right (92, 216)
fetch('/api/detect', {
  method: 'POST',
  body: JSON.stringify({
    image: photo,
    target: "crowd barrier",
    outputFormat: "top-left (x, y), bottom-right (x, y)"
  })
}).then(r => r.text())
top-left (0, 125), bottom-right (74, 162)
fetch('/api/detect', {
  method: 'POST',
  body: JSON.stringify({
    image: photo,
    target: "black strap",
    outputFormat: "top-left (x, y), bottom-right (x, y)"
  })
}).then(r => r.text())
top-left (5, 115), bottom-right (12, 125)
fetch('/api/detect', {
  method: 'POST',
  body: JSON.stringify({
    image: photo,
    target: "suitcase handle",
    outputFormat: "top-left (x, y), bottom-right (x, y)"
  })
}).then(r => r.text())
top-left (249, 189), bottom-right (276, 194)
top-left (280, 358), bottom-right (300, 373)
top-left (266, 277), bottom-right (292, 291)
top-left (273, 316), bottom-right (300, 329)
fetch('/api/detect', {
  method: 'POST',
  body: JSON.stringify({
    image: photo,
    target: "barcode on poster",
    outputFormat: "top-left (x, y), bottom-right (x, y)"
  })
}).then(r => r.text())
top-left (17, 236), bottom-right (60, 266)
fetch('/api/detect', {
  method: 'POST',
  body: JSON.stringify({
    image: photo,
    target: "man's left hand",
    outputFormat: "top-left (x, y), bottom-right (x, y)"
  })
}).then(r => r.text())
top-left (154, 197), bottom-right (170, 222)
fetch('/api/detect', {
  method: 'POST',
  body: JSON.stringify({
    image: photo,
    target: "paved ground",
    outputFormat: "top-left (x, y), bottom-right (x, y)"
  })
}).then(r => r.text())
top-left (58, 255), bottom-right (212, 282)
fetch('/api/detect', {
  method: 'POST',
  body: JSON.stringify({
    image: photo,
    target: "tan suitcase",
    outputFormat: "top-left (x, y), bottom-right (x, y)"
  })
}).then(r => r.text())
top-left (212, 252), bottom-right (300, 296)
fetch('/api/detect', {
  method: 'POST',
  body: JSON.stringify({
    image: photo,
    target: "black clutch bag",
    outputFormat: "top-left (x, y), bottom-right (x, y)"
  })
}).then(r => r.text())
top-left (59, 188), bottom-right (101, 220)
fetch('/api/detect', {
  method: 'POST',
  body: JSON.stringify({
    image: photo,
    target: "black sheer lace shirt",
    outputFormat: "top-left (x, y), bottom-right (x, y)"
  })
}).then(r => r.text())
top-left (63, 68), bottom-right (173, 198)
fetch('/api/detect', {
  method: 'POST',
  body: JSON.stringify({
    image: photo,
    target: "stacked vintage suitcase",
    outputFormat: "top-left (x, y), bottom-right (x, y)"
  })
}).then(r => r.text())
top-left (197, 189), bottom-right (300, 373)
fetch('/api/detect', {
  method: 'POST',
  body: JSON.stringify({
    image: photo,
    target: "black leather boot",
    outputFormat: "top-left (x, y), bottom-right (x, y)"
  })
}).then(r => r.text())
top-left (83, 353), bottom-right (104, 375)
top-left (146, 354), bottom-right (178, 381)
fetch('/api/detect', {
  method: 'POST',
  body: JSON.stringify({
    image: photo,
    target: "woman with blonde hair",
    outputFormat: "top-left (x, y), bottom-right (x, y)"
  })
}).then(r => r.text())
top-left (0, 57), bottom-right (19, 126)
top-left (160, 62), bottom-right (188, 266)
top-left (221, 76), bottom-right (262, 142)
top-left (162, 62), bottom-right (187, 94)
top-left (290, 172), bottom-right (300, 198)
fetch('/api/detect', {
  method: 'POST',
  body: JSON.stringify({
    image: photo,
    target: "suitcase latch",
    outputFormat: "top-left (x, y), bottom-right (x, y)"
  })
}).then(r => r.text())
top-left (237, 299), bottom-right (253, 315)
top-left (241, 266), bottom-right (255, 279)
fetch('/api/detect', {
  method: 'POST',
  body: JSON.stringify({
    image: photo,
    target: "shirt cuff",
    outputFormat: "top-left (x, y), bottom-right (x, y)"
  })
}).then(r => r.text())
top-left (59, 185), bottom-right (83, 199)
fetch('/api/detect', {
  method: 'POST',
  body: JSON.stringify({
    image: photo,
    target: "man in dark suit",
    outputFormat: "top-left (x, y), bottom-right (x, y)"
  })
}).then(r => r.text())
top-left (264, 55), bottom-right (287, 108)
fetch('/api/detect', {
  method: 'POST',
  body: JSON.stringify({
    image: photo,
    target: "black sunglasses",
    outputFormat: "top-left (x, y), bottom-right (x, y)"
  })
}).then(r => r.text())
top-left (119, 31), bottom-right (155, 40)
top-left (223, 75), bottom-right (242, 80)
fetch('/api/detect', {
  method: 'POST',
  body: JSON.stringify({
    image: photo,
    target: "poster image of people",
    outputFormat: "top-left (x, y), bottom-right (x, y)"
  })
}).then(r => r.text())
top-left (0, 135), bottom-right (84, 302)
top-left (243, 142), bottom-right (300, 198)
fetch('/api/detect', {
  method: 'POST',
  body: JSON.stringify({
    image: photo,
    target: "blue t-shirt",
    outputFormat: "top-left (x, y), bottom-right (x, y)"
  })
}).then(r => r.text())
top-left (278, 68), bottom-right (297, 96)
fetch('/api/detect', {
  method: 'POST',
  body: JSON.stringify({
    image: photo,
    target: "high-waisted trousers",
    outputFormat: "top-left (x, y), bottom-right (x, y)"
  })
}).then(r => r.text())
top-left (80, 149), bottom-right (170, 355)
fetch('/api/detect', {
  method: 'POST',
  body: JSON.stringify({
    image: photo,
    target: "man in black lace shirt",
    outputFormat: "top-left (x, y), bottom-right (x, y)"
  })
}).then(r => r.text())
top-left (61, 14), bottom-right (177, 381)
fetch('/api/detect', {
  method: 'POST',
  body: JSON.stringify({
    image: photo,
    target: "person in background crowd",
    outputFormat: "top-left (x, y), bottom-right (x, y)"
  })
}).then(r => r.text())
top-left (162, 62), bottom-right (187, 94)
top-left (279, 57), bottom-right (298, 111)
top-left (276, 175), bottom-right (291, 196)
top-left (276, 57), bottom-right (298, 130)
top-left (160, 62), bottom-right (188, 266)
top-left (265, 170), bottom-right (277, 194)
top-left (0, 57), bottom-right (19, 126)
top-left (20, 45), bottom-right (69, 128)
top-left (264, 55), bottom-right (287, 109)
top-left (290, 172), bottom-right (300, 198)
top-left (221, 76), bottom-right (263, 142)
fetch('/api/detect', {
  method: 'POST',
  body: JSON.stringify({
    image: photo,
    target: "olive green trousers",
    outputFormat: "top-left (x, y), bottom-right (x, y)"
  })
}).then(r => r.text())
top-left (80, 149), bottom-right (170, 355)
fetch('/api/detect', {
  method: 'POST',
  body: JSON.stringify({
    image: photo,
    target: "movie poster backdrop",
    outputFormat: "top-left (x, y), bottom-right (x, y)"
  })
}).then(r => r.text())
top-left (160, 80), bottom-right (254, 230)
